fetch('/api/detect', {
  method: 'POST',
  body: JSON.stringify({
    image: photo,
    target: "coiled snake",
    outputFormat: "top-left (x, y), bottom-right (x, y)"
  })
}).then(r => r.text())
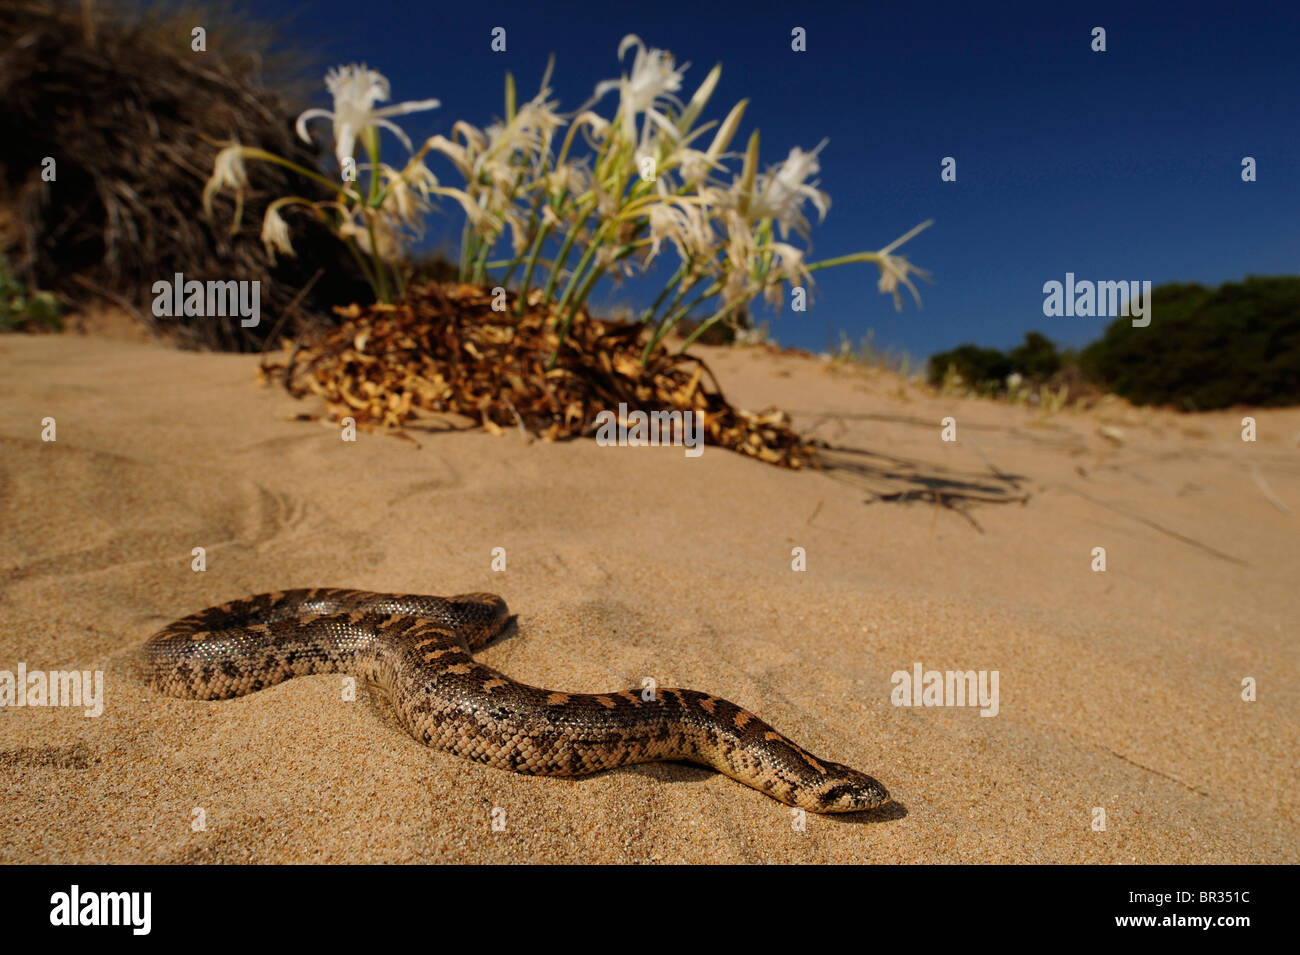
top-left (142, 589), bottom-right (890, 813)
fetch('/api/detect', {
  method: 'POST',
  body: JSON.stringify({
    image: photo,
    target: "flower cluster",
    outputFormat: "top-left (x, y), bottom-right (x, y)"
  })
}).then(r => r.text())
top-left (202, 38), bottom-right (931, 362)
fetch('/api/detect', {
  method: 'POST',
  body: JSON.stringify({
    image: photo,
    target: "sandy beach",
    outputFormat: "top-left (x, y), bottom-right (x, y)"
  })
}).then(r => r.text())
top-left (1, 330), bottom-right (1296, 864)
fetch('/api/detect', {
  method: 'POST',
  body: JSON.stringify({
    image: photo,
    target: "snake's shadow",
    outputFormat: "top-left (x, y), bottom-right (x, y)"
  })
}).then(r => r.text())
top-left (833, 800), bottom-right (908, 824)
top-left (620, 764), bottom-right (906, 822)
top-left (488, 614), bottom-right (522, 648)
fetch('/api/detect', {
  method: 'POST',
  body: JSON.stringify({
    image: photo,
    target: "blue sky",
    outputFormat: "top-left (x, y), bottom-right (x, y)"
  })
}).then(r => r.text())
top-left (250, 0), bottom-right (1299, 359)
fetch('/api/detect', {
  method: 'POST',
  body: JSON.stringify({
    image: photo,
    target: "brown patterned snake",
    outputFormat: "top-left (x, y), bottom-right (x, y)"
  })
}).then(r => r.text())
top-left (142, 589), bottom-right (890, 813)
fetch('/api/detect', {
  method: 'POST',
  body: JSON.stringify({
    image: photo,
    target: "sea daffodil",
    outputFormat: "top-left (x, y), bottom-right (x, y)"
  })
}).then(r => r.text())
top-left (296, 64), bottom-right (440, 169)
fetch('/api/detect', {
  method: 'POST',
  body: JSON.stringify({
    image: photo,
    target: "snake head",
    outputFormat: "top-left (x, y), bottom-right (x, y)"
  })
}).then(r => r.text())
top-left (810, 766), bottom-right (891, 813)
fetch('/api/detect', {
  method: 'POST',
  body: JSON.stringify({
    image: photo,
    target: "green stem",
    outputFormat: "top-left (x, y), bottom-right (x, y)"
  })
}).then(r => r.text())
top-left (515, 219), bottom-right (555, 315)
top-left (364, 129), bottom-right (381, 206)
top-left (342, 236), bottom-right (378, 292)
top-left (463, 227), bottom-right (483, 285)
top-left (641, 264), bottom-right (687, 324)
top-left (806, 251), bottom-right (882, 272)
top-left (471, 231), bottom-right (495, 285)
top-left (550, 230), bottom-right (643, 367)
top-left (641, 280), bottom-right (695, 363)
top-left (677, 298), bottom-right (745, 352)
top-left (753, 218), bottom-right (774, 285)
top-left (546, 262), bottom-right (606, 370)
top-left (806, 221), bottom-right (935, 272)
top-left (541, 199), bottom-right (594, 305)
top-left (645, 281), bottom-right (721, 360)
top-left (238, 148), bottom-right (358, 200)
top-left (502, 181), bottom-right (549, 290)
top-left (364, 213), bottom-right (390, 302)
top-left (458, 220), bottom-right (473, 283)
top-left (555, 236), bottom-right (601, 313)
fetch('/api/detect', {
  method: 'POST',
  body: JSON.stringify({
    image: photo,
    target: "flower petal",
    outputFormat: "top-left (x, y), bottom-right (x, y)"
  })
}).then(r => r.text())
top-left (295, 108), bottom-right (333, 144)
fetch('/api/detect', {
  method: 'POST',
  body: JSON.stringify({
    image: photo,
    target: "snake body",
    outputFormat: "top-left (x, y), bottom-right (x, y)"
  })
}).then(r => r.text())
top-left (142, 589), bottom-right (890, 813)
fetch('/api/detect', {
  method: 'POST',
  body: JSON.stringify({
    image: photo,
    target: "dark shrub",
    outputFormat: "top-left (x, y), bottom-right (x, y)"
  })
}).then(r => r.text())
top-left (1081, 277), bottom-right (1300, 409)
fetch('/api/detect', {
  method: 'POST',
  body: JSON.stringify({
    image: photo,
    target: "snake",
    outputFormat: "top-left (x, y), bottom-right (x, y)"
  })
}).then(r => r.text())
top-left (141, 589), bottom-right (891, 813)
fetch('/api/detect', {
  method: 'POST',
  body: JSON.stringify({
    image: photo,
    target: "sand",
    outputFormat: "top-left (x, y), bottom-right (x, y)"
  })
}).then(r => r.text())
top-left (1, 329), bottom-right (1296, 864)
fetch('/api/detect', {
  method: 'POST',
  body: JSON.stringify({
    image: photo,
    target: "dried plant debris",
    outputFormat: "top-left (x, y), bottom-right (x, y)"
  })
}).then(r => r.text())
top-left (261, 283), bottom-right (819, 468)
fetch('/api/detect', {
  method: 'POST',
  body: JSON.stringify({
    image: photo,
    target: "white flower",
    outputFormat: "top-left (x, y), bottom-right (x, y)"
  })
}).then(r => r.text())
top-left (376, 163), bottom-right (433, 231)
top-left (761, 241), bottom-right (811, 308)
top-left (572, 110), bottom-right (611, 147)
top-left (717, 210), bottom-right (758, 308)
top-left (677, 147), bottom-right (722, 186)
top-left (423, 70), bottom-right (563, 244)
top-left (874, 252), bottom-right (928, 309)
top-left (202, 143), bottom-right (250, 222)
top-left (338, 207), bottom-right (401, 260)
top-left (594, 35), bottom-right (688, 150)
top-left (260, 201), bottom-right (296, 264)
top-left (591, 176), bottom-right (620, 220)
top-left (296, 64), bottom-right (440, 169)
top-left (400, 158), bottom-right (440, 197)
top-left (430, 185), bottom-right (502, 238)
top-left (547, 161), bottom-right (591, 199)
top-left (751, 140), bottom-right (830, 239)
top-left (870, 219), bottom-right (934, 309)
top-left (423, 126), bottom-right (478, 181)
top-left (505, 77), bottom-right (565, 174)
top-left (502, 207), bottom-right (532, 258)
top-left (595, 243), bottom-right (627, 274)
top-left (645, 199), bottom-right (710, 265)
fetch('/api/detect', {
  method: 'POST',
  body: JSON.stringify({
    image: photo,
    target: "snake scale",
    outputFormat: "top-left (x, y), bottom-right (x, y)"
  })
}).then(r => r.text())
top-left (142, 589), bottom-right (890, 813)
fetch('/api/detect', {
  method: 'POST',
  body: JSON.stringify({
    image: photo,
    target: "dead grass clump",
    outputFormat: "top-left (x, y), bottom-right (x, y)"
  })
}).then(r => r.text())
top-left (261, 283), bottom-right (819, 468)
top-left (0, 1), bottom-right (367, 349)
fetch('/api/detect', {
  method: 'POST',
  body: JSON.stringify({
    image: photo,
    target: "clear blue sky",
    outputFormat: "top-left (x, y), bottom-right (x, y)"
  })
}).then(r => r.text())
top-left (250, 0), bottom-right (1299, 359)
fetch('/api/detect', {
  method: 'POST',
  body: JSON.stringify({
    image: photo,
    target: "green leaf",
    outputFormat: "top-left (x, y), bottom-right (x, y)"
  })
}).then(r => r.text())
top-left (706, 99), bottom-right (747, 162)
top-left (738, 129), bottom-right (760, 216)
top-left (678, 64), bottom-right (721, 132)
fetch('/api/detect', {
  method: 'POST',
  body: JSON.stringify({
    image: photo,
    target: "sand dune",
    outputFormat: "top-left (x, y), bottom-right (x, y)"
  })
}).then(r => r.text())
top-left (1, 332), bottom-right (1296, 863)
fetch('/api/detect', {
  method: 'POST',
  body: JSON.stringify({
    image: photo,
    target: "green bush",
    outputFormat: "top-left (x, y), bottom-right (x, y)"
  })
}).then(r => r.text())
top-left (1080, 277), bottom-right (1300, 409)
top-left (926, 344), bottom-right (1011, 390)
top-left (1008, 331), bottom-right (1062, 381)
top-left (927, 332), bottom-right (1062, 391)
top-left (0, 255), bottom-right (61, 332)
